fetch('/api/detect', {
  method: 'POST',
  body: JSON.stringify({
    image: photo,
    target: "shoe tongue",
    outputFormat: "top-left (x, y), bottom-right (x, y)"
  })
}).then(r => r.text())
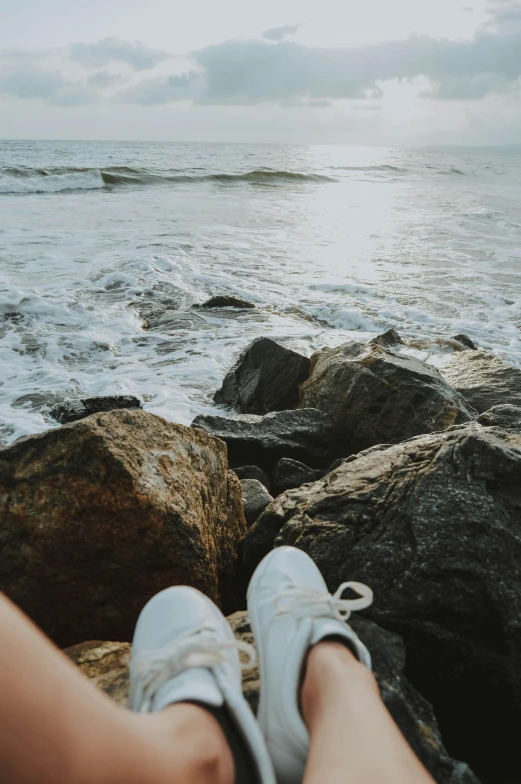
top-left (152, 667), bottom-right (224, 712)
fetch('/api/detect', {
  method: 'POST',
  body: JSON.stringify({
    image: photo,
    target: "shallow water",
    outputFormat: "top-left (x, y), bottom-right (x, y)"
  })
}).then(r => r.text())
top-left (0, 140), bottom-right (520, 443)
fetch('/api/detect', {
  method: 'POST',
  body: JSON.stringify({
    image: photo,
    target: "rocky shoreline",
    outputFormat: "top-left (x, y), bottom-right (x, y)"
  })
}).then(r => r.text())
top-left (2, 328), bottom-right (521, 783)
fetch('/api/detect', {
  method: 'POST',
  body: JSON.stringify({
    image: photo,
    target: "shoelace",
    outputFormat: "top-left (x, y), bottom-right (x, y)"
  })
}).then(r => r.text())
top-left (273, 581), bottom-right (373, 623)
top-left (131, 625), bottom-right (256, 713)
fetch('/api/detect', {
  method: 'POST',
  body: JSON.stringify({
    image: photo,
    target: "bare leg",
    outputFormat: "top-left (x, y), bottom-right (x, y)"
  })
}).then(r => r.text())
top-left (0, 594), bottom-right (234, 784)
top-left (301, 641), bottom-right (435, 784)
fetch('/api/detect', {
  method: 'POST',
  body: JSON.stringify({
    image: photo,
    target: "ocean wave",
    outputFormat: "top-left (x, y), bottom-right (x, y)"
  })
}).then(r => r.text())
top-left (333, 164), bottom-right (406, 173)
top-left (0, 166), bottom-right (335, 194)
top-left (0, 170), bottom-right (105, 194)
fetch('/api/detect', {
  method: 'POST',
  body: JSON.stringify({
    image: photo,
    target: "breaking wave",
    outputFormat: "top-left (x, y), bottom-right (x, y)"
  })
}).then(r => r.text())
top-left (0, 166), bottom-right (336, 194)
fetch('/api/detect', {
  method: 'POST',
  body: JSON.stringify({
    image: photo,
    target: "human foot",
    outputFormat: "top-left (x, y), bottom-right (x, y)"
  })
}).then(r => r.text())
top-left (247, 546), bottom-right (373, 783)
top-left (129, 585), bottom-right (276, 784)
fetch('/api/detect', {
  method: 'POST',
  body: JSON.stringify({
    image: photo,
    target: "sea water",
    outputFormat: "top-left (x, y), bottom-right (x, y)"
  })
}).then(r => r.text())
top-left (0, 140), bottom-right (520, 444)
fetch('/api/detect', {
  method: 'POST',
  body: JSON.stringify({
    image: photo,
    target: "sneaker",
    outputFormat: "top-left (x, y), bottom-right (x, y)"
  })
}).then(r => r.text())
top-left (247, 546), bottom-right (373, 784)
top-left (129, 585), bottom-right (276, 784)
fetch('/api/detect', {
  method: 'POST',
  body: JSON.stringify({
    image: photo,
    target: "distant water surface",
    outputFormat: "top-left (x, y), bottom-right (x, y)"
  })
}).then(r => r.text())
top-left (0, 140), bottom-right (520, 443)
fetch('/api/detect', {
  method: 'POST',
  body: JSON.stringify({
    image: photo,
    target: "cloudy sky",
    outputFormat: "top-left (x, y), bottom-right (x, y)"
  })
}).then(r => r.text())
top-left (1, 0), bottom-right (520, 145)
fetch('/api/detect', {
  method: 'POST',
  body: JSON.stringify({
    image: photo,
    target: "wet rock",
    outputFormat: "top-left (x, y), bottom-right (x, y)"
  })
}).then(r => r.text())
top-left (232, 465), bottom-right (271, 492)
top-left (49, 395), bottom-right (142, 424)
top-left (69, 615), bottom-right (479, 783)
top-left (272, 457), bottom-right (323, 496)
top-left (370, 328), bottom-right (404, 348)
top-left (0, 409), bottom-right (245, 646)
top-left (451, 334), bottom-right (478, 350)
top-left (195, 295), bottom-right (255, 309)
top-left (298, 343), bottom-right (475, 452)
top-left (214, 337), bottom-right (310, 414)
top-left (241, 479), bottom-right (273, 526)
top-left (241, 420), bottom-right (521, 780)
top-left (439, 350), bottom-right (521, 413)
top-left (192, 409), bottom-right (340, 470)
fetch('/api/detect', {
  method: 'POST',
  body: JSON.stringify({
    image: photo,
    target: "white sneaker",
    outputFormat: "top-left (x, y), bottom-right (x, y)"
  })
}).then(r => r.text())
top-left (247, 546), bottom-right (373, 784)
top-left (129, 585), bottom-right (276, 784)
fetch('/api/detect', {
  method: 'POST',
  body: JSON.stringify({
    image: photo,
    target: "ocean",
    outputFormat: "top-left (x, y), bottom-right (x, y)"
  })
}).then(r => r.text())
top-left (0, 140), bottom-right (520, 445)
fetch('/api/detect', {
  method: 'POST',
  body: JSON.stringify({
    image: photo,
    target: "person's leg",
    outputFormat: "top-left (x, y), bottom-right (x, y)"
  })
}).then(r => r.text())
top-left (0, 593), bottom-right (234, 784)
top-left (301, 641), bottom-right (435, 784)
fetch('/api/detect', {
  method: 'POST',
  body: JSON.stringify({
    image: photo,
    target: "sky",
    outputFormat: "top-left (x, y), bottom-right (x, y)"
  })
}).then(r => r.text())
top-left (0, 0), bottom-right (520, 145)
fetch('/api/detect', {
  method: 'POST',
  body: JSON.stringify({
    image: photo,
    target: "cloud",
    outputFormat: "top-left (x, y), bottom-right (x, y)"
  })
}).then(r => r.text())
top-left (263, 24), bottom-right (300, 42)
top-left (0, 66), bottom-right (99, 105)
top-left (2, 9), bottom-right (521, 109)
top-left (117, 72), bottom-right (203, 104)
top-left (70, 38), bottom-right (172, 70)
top-left (87, 70), bottom-right (126, 88)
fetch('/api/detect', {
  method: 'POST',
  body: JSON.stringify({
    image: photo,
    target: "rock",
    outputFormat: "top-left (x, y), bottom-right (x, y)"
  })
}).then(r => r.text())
top-left (476, 403), bottom-right (521, 430)
top-left (370, 328), bottom-right (404, 348)
top-left (327, 443), bottom-right (393, 472)
top-left (298, 343), bottom-right (475, 451)
top-left (192, 409), bottom-right (339, 470)
top-left (232, 465), bottom-right (271, 492)
top-left (241, 479), bottom-right (273, 526)
top-left (0, 409), bottom-right (245, 647)
top-left (68, 614), bottom-right (479, 784)
top-left (272, 457), bottom-right (323, 496)
top-left (241, 420), bottom-right (521, 780)
top-left (451, 334), bottom-right (478, 350)
top-left (439, 350), bottom-right (521, 413)
top-left (214, 337), bottom-right (310, 414)
top-left (195, 296), bottom-right (255, 309)
top-left (49, 395), bottom-right (142, 424)
top-left (65, 641), bottom-right (131, 706)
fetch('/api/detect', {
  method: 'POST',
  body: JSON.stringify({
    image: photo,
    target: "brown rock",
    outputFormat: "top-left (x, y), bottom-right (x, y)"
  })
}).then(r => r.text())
top-left (65, 641), bottom-right (131, 706)
top-left (0, 409), bottom-right (245, 646)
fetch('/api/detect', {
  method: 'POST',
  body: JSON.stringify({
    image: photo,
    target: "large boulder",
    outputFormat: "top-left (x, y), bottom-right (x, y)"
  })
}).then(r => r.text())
top-left (192, 409), bottom-right (339, 470)
top-left (298, 342), bottom-right (475, 452)
top-left (439, 350), bottom-right (521, 413)
top-left (49, 395), bottom-right (142, 424)
top-left (0, 409), bottom-right (245, 647)
top-left (214, 337), bottom-right (310, 414)
top-left (67, 613), bottom-right (478, 784)
top-left (241, 416), bottom-right (521, 780)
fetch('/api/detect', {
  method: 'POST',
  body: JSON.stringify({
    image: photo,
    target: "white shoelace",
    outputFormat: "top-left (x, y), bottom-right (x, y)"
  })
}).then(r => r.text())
top-left (273, 581), bottom-right (373, 623)
top-left (131, 625), bottom-right (256, 713)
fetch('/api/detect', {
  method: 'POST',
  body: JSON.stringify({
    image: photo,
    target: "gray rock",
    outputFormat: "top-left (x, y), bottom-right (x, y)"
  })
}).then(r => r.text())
top-left (451, 334), bottom-right (478, 350)
top-left (439, 350), bottom-right (521, 413)
top-left (298, 342), bottom-right (475, 452)
top-left (232, 465), bottom-right (271, 492)
top-left (49, 395), bottom-right (142, 424)
top-left (476, 403), bottom-right (521, 430)
top-left (241, 419), bottom-right (521, 780)
top-left (240, 479), bottom-right (273, 526)
top-left (272, 457), bottom-right (323, 496)
top-left (214, 337), bottom-right (310, 414)
top-left (192, 408), bottom-right (340, 470)
top-left (195, 295), bottom-right (255, 309)
top-left (370, 328), bottom-right (404, 347)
